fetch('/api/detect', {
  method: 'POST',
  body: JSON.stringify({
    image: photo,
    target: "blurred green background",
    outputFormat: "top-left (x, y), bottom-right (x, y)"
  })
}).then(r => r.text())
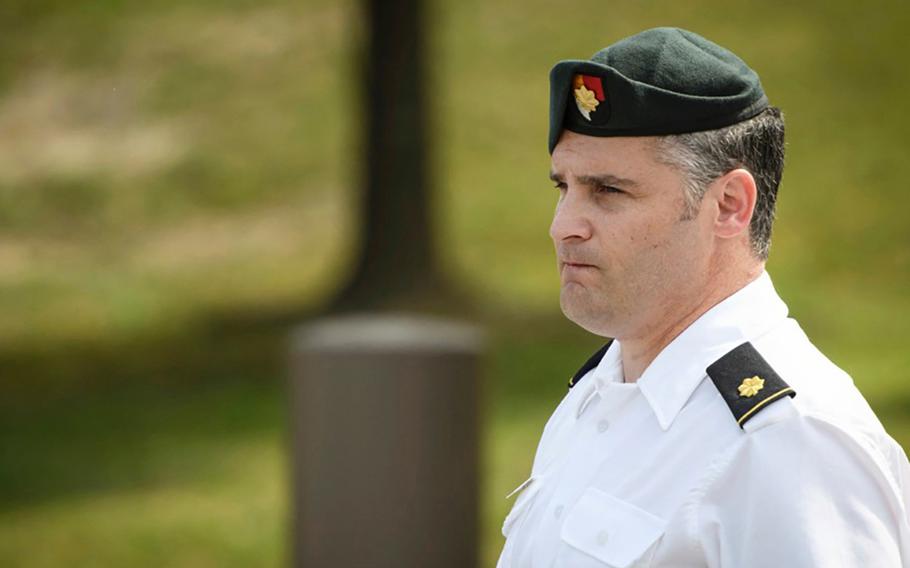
top-left (1, 0), bottom-right (908, 566)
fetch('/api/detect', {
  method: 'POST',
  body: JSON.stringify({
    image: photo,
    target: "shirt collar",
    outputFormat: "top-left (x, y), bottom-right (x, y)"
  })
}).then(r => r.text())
top-left (590, 271), bottom-right (789, 431)
top-left (576, 343), bottom-right (625, 418)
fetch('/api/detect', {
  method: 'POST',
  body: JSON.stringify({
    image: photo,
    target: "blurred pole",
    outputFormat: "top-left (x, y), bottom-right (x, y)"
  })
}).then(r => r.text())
top-left (331, 0), bottom-right (448, 312)
top-left (289, 315), bottom-right (482, 567)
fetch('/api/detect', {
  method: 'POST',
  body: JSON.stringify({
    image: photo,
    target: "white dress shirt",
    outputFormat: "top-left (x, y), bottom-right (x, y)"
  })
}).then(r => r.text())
top-left (497, 272), bottom-right (910, 567)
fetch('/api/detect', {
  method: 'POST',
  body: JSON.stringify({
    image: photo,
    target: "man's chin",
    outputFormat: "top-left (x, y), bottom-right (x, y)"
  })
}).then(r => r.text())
top-left (559, 293), bottom-right (615, 337)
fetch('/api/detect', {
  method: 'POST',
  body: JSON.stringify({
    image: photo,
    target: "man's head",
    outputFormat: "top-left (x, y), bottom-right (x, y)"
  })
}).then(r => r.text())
top-left (548, 28), bottom-right (785, 338)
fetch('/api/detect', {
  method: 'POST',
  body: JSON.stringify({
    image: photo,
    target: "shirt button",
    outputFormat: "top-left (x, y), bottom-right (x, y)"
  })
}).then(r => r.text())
top-left (596, 529), bottom-right (610, 545)
top-left (554, 504), bottom-right (564, 519)
top-left (597, 419), bottom-right (610, 433)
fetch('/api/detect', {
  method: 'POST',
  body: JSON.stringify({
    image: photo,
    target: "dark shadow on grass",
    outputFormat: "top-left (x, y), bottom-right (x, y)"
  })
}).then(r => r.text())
top-left (0, 306), bottom-right (300, 512)
top-left (0, 302), bottom-right (601, 512)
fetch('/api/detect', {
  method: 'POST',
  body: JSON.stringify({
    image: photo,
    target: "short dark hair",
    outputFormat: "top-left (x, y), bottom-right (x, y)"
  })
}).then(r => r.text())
top-left (654, 107), bottom-right (786, 260)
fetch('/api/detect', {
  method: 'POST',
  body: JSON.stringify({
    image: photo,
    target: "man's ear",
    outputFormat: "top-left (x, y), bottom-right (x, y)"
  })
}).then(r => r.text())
top-left (711, 168), bottom-right (757, 240)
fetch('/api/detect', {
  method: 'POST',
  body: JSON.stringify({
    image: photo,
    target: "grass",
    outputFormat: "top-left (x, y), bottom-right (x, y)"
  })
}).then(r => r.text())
top-left (0, 382), bottom-right (286, 568)
top-left (0, 0), bottom-right (908, 565)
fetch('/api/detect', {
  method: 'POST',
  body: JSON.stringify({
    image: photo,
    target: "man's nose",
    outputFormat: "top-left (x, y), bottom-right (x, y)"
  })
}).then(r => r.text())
top-left (549, 190), bottom-right (593, 242)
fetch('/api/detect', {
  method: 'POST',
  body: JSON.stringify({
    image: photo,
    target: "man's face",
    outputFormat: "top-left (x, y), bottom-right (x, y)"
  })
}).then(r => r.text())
top-left (549, 131), bottom-right (715, 339)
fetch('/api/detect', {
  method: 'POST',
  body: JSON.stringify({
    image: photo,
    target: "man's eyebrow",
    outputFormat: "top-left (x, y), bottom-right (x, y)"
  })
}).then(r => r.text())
top-left (548, 171), bottom-right (639, 187)
top-left (577, 174), bottom-right (639, 188)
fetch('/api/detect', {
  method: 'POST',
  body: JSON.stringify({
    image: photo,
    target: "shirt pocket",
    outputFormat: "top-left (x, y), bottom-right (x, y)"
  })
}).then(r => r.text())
top-left (557, 487), bottom-right (667, 568)
top-left (501, 475), bottom-right (543, 538)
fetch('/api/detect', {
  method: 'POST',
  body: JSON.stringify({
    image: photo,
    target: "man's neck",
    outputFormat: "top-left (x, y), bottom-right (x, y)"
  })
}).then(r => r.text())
top-left (619, 267), bottom-right (764, 383)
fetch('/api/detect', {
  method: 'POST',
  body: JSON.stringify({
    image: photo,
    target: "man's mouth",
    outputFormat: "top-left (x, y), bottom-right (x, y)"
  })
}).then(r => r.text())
top-left (561, 261), bottom-right (598, 274)
top-left (561, 259), bottom-right (597, 268)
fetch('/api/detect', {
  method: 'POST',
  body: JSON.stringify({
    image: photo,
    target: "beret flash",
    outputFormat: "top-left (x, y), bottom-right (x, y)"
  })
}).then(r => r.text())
top-left (548, 27), bottom-right (769, 153)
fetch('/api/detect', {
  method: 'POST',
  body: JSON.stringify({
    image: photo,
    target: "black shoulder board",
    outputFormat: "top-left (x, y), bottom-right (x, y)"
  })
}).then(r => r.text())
top-left (568, 340), bottom-right (613, 389)
top-left (706, 342), bottom-right (796, 428)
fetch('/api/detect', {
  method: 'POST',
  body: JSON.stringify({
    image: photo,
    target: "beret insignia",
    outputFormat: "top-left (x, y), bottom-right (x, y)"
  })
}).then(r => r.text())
top-left (572, 74), bottom-right (607, 121)
top-left (568, 340), bottom-right (612, 389)
top-left (707, 342), bottom-right (795, 428)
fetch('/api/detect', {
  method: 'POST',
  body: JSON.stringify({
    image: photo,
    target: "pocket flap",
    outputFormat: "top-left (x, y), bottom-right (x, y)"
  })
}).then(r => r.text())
top-left (560, 487), bottom-right (666, 567)
top-left (501, 475), bottom-right (542, 537)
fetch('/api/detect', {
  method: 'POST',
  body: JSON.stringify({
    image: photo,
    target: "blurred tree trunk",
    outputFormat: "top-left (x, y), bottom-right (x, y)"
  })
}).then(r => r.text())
top-left (330, 0), bottom-right (454, 313)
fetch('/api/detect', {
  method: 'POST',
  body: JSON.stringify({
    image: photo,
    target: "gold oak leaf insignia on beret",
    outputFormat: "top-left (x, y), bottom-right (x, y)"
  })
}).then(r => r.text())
top-left (737, 375), bottom-right (765, 397)
top-left (572, 74), bottom-right (606, 121)
top-left (574, 86), bottom-right (599, 118)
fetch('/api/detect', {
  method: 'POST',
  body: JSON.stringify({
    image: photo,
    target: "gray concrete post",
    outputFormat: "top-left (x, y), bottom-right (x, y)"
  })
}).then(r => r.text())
top-left (289, 314), bottom-right (483, 567)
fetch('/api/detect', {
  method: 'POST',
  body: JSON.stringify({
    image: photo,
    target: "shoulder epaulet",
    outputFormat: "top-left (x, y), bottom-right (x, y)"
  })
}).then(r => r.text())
top-left (706, 341), bottom-right (796, 429)
top-left (568, 340), bottom-right (613, 389)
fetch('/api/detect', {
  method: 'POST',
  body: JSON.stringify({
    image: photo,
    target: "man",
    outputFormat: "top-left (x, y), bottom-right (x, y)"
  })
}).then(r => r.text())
top-left (497, 27), bottom-right (910, 567)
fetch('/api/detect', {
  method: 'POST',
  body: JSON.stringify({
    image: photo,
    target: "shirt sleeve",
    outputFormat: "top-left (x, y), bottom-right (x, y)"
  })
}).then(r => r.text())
top-left (692, 414), bottom-right (910, 567)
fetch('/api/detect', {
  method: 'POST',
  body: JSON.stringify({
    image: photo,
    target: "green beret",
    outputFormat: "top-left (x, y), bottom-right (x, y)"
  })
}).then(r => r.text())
top-left (548, 27), bottom-right (768, 153)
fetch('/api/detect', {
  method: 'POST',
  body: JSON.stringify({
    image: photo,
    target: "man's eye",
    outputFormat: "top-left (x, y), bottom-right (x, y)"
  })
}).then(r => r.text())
top-left (596, 184), bottom-right (623, 195)
top-left (553, 182), bottom-right (567, 191)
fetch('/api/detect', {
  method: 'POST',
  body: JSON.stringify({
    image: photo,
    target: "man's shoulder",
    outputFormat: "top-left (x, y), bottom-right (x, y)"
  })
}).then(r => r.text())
top-left (750, 319), bottom-right (885, 435)
top-left (701, 317), bottom-right (895, 454)
top-left (716, 320), bottom-right (910, 489)
top-left (693, 328), bottom-right (910, 566)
